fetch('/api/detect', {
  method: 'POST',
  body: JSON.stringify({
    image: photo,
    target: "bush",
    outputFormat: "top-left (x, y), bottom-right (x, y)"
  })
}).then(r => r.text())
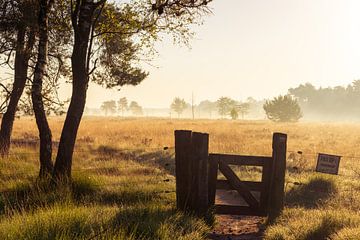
top-left (263, 95), bottom-right (302, 122)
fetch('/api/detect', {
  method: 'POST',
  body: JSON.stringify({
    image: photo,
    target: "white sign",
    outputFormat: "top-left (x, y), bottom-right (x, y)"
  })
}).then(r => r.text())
top-left (316, 153), bottom-right (341, 175)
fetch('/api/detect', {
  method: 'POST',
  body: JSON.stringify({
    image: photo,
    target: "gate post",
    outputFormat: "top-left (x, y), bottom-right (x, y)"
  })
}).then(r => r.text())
top-left (175, 130), bottom-right (192, 211)
top-left (191, 132), bottom-right (209, 215)
top-left (269, 132), bottom-right (287, 222)
top-left (175, 130), bottom-right (209, 215)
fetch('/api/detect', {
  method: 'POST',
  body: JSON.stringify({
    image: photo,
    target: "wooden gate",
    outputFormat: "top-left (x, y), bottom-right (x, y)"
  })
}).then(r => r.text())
top-left (208, 153), bottom-right (273, 216)
top-left (175, 130), bottom-right (287, 220)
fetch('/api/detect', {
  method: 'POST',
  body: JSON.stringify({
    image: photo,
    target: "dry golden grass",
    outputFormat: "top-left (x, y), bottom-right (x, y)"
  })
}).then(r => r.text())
top-left (2, 117), bottom-right (360, 239)
top-left (11, 117), bottom-right (360, 177)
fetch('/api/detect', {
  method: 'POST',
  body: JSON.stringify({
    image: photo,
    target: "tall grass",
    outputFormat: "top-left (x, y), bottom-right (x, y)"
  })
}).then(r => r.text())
top-left (0, 136), bottom-right (209, 239)
top-left (2, 117), bottom-right (360, 239)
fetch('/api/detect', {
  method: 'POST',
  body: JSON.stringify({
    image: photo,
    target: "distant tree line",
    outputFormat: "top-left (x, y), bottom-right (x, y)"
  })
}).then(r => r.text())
top-left (288, 81), bottom-right (360, 120)
top-left (100, 80), bottom-right (360, 122)
top-left (100, 97), bottom-right (143, 116)
top-left (169, 96), bottom-right (264, 120)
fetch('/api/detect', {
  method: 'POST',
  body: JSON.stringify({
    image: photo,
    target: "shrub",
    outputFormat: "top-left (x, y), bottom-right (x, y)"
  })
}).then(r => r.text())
top-left (263, 95), bottom-right (302, 122)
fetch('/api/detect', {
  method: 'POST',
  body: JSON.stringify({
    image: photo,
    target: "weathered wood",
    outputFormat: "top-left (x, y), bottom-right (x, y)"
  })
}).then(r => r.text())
top-left (259, 156), bottom-right (273, 213)
top-left (268, 132), bottom-right (287, 222)
top-left (175, 130), bottom-right (192, 211)
top-left (217, 179), bottom-right (263, 192)
top-left (208, 154), bottom-right (219, 207)
top-left (210, 153), bottom-right (270, 166)
top-left (218, 161), bottom-right (259, 210)
top-left (191, 132), bottom-right (209, 215)
top-left (215, 205), bottom-right (266, 216)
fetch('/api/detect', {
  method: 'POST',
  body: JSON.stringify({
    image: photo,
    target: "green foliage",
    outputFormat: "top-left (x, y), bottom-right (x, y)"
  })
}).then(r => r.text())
top-left (230, 108), bottom-right (238, 120)
top-left (118, 97), bottom-right (128, 116)
top-left (197, 100), bottom-right (217, 118)
top-left (288, 80), bottom-right (360, 120)
top-left (216, 97), bottom-right (236, 118)
top-left (227, 102), bottom-right (251, 120)
top-left (100, 100), bottom-right (117, 116)
top-left (0, 0), bottom-right (71, 116)
top-left (129, 101), bottom-right (143, 116)
top-left (263, 95), bottom-right (302, 122)
top-left (236, 102), bottom-right (250, 119)
top-left (171, 97), bottom-right (187, 117)
top-left (92, 0), bottom-right (211, 90)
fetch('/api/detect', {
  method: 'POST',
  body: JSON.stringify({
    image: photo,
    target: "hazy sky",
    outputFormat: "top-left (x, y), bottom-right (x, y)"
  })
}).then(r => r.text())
top-left (3, 0), bottom-right (360, 108)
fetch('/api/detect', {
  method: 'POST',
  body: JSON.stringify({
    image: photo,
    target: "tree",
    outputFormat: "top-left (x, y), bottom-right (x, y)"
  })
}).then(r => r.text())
top-left (217, 97), bottom-right (235, 118)
top-left (171, 97), bottom-right (187, 118)
top-left (263, 95), bottom-right (302, 122)
top-left (31, 0), bottom-right (55, 177)
top-left (230, 108), bottom-right (238, 120)
top-left (288, 81), bottom-right (360, 120)
top-left (118, 97), bottom-right (128, 116)
top-left (53, 0), bottom-right (211, 179)
top-left (101, 100), bottom-right (116, 116)
top-left (129, 101), bottom-right (143, 116)
top-left (198, 100), bottom-right (216, 118)
top-left (236, 102), bottom-right (250, 119)
top-left (0, 0), bottom-right (70, 158)
top-left (0, 0), bottom-right (36, 156)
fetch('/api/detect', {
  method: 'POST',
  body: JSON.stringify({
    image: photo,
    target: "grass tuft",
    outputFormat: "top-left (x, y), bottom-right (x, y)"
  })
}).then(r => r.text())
top-left (286, 175), bottom-right (337, 208)
top-left (265, 208), bottom-right (360, 240)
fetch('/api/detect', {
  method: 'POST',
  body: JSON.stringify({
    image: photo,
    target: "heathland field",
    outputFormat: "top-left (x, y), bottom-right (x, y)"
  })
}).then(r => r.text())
top-left (1, 117), bottom-right (360, 239)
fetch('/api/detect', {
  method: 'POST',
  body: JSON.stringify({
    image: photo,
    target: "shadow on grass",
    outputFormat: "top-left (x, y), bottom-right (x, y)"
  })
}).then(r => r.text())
top-left (94, 145), bottom-right (176, 176)
top-left (95, 145), bottom-right (140, 161)
top-left (303, 216), bottom-right (342, 240)
top-left (286, 175), bottom-right (337, 209)
top-left (97, 189), bottom-right (164, 206)
top-left (136, 151), bottom-right (175, 175)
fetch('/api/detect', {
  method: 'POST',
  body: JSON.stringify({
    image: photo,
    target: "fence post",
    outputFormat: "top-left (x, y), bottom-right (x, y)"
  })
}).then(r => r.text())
top-left (260, 156), bottom-right (273, 215)
top-left (268, 132), bottom-right (287, 222)
top-left (175, 130), bottom-right (192, 211)
top-left (191, 132), bottom-right (209, 215)
top-left (208, 154), bottom-right (218, 207)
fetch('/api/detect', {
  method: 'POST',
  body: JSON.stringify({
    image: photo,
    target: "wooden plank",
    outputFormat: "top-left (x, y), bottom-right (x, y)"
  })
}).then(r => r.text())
top-left (215, 205), bottom-right (266, 216)
top-left (175, 130), bottom-right (192, 211)
top-left (216, 179), bottom-right (263, 192)
top-left (259, 156), bottom-right (273, 213)
top-left (208, 154), bottom-right (219, 207)
top-left (210, 153), bottom-right (270, 166)
top-left (218, 161), bottom-right (259, 210)
top-left (191, 132), bottom-right (209, 215)
top-left (268, 133), bottom-right (287, 222)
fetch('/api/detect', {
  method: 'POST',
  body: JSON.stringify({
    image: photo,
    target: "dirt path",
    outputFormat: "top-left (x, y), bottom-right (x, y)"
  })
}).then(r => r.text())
top-left (207, 190), bottom-right (265, 240)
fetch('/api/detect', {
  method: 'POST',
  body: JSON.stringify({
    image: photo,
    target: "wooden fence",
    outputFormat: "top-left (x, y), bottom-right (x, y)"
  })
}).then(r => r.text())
top-left (175, 130), bottom-right (287, 220)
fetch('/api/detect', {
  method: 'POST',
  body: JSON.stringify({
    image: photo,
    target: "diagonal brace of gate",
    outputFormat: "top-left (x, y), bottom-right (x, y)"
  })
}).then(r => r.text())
top-left (218, 161), bottom-right (259, 210)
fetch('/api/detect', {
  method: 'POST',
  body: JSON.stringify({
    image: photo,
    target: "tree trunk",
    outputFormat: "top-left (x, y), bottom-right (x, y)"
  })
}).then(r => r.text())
top-left (53, 0), bottom-right (97, 180)
top-left (32, 0), bottom-right (53, 178)
top-left (0, 27), bottom-right (35, 156)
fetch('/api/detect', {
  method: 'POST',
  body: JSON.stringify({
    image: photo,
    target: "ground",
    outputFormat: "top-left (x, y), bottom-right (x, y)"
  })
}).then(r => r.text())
top-left (209, 190), bottom-right (265, 240)
top-left (1, 117), bottom-right (360, 239)
top-left (209, 215), bottom-right (264, 240)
